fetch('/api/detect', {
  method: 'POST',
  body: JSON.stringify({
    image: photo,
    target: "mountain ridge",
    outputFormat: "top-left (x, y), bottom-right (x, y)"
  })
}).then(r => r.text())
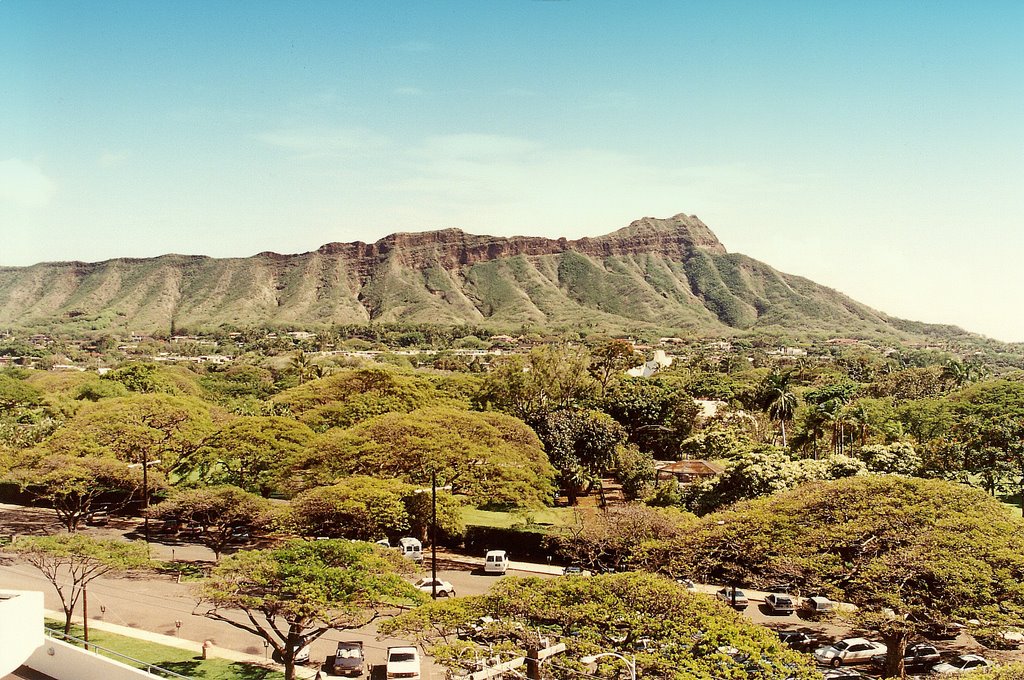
top-left (0, 214), bottom-right (963, 339)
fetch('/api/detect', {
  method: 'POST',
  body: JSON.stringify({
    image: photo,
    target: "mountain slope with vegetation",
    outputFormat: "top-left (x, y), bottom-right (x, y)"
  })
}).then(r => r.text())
top-left (0, 213), bottom-right (955, 339)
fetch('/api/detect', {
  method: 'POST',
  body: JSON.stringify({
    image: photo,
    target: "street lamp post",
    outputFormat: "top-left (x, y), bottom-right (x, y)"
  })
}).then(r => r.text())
top-left (581, 652), bottom-right (637, 680)
top-left (431, 469), bottom-right (438, 600)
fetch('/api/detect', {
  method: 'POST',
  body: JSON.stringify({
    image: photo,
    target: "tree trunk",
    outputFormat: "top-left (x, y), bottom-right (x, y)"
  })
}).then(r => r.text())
top-left (780, 421), bottom-right (787, 448)
top-left (881, 630), bottom-right (908, 678)
top-left (63, 606), bottom-right (73, 635)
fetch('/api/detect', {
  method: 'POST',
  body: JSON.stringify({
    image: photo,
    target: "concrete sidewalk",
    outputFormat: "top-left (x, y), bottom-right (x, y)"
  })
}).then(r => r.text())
top-left (43, 609), bottom-right (319, 680)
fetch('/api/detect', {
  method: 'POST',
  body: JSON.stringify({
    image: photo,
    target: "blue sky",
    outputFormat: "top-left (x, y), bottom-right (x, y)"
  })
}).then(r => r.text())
top-left (2, 1), bottom-right (1022, 341)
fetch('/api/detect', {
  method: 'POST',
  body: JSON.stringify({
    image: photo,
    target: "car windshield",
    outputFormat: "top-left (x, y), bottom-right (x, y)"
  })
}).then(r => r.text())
top-left (833, 641), bottom-right (850, 651)
top-left (390, 653), bottom-right (416, 663)
top-left (774, 596), bottom-right (793, 604)
top-left (952, 658), bottom-right (972, 669)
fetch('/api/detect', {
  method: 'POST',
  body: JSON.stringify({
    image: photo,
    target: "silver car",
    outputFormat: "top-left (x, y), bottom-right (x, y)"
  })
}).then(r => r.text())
top-left (814, 637), bottom-right (886, 667)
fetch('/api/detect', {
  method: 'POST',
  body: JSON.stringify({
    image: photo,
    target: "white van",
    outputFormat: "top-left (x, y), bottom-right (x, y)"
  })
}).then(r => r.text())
top-left (484, 549), bottom-right (509, 574)
top-left (397, 537), bottom-right (423, 563)
top-left (386, 646), bottom-right (421, 680)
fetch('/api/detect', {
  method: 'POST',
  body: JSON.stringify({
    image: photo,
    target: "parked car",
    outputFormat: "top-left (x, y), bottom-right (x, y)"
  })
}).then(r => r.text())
top-left (85, 509), bottom-right (110, 526)
top-left (870, 643), bottom-right (939, 671)
top-left (386, 646), bottom-right (421, 679)
top-left (397, 537), bottom-right (423, 563)
top-left (931, 654), bottom-right (992, 674)
top-left (563, 565), bottom-right (590, 576)
top-left (332, 640), bottom-right (365, 677)
top-left (484, 550), bottom-right (509, 574)
top-left (229, 526), bottom-right (251, 541)
top-left (765, 593), bottom-right (796, 615)
top-left (715, 587), bottom-right (749, 610)
top-left (413, 577), bottom-right (456, 597)
top-left (777, 630), bottom-right (816, 651)
top-left (801, 595), bottom-right (836, 617)
top-left (822, 669), bottom-right (864, 680)
top-left (676, 578), bottom-right (697, 591)
top-left (814, 638), bottom-right (887, 667)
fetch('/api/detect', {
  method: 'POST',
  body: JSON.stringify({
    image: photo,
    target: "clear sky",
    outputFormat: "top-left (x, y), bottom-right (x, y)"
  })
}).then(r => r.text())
top-left (2, 1), bottom-right (1022, 341)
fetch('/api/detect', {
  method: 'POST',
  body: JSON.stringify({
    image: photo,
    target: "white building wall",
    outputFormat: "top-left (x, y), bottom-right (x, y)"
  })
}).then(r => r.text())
top-left (0, 590), bottom-right (44, 677)
top-left (26, 637), bottom-right (159, 680)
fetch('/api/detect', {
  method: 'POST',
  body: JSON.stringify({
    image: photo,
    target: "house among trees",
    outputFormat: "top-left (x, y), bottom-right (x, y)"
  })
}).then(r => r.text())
top-left (655, 459), bottom-right (723, 486)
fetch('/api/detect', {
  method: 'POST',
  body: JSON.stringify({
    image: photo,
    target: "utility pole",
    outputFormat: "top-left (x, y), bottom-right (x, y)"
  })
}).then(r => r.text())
top-left (82, 583), bottom-right (89, 650)
top-left (431, 469), bottom-right (437, 600)
top-left (142, 451), bottom-right (149, 543)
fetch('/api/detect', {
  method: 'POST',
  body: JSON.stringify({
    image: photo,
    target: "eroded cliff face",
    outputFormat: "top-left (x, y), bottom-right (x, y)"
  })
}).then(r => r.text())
top-left (0, 213), bottom-right (904, 336)
top-left (314, 213), bottom-right (725, 282)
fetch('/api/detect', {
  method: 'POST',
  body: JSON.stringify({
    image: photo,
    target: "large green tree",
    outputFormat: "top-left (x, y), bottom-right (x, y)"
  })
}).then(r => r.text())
top-left (535, 409), bottom-right (627, 505)
top-left (297, 407), bottom-right (556, 507)
top-left (381, 572), bottom-right (817, 680)
top-left (286, 476), bottom-right (464, 544)
top-left (271, 366), bottom-right (462, 431)
top-left (198, 539), bottom-right (424, 680)
top-left (177, 416), bottom-right (315, 496)
top-left (9, 534), bottom-right (150, 636)
top-left (477, 344), bottom-right (596, 424)
top-left (600, 377), bottom-right (699, 458)
top-left (147, 485), bottom-right (271, 559)
top-left (42, 393), bottom-right (214, 473)
top-left (655, 476), bottom-right (1024, 678)
top-left (18, 455), bottom-right (151, 532)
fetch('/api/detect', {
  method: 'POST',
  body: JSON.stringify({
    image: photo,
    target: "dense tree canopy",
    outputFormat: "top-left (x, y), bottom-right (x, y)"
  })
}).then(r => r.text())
top-left (19, 454), bottom-right (151, 532)
top-left (271, 366), bottom-right (467, 431)
top-left (286, 476), bottom-right (464, 543)
top-left (651, 476), bottom-right (1024, 677)
top-left (296, 407), bottom-right (556, 507)
top-left (381, 572), bottom-right (817, 680)
top-left (535, 409), bottom-right (627, 504)
top-left (41, 394), bottom-right (215, 471)
top-left (178, 416), bottom-right (315, 496)
top-left (477, 344), bottom-right (597, 424)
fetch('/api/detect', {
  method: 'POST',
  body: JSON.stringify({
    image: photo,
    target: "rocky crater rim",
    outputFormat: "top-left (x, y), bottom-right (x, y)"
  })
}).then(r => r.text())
top-left (2, 213), bottom-right (726, 269)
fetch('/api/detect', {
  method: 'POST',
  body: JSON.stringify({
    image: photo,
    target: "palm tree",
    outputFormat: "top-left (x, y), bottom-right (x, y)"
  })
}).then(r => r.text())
top-left (941, 359), bottom-right (969, 390)
top-left (762, 371), bottom-right (798, 448)
top-left (290, 350), bottom-right (313, 385)
top-left (845, 402), bottom-right (872, 449)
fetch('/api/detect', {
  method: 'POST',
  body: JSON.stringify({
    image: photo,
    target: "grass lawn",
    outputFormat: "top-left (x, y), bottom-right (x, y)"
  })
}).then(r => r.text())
top-left (461, 506), bottom-right (578, 529)
top-left (45, 620), bottom-right (283, 680)
top-left (998, 493), bottom-right (1023, 518)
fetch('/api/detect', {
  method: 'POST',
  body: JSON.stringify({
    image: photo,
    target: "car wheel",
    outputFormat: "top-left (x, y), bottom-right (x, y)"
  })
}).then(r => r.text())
top-left (830, 658), bottom-right (843, 668)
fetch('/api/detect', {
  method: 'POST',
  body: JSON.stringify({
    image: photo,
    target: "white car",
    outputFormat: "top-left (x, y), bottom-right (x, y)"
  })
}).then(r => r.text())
top-left (715, 587), bottom-right (749, 609)
top-left (386, 646), bottom-right (421, 679)
top-left (814, 637), bottom-right (887, 667)
top-left (931, 654), bottom-right (992, 674)
top-left (413, 577), bottom-right (456, 597)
